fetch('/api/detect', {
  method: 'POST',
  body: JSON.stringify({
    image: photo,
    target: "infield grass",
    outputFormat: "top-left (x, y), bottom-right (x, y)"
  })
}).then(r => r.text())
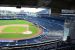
top-left (3, 26), bottom-right (27, 33)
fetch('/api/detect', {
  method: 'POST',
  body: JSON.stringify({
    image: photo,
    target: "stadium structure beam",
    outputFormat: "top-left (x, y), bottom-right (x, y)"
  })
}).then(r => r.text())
top-left (38, 0), bottom-right (51, 7)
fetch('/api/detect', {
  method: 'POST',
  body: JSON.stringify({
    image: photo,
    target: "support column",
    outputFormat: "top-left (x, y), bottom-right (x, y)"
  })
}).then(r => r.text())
top-left (63, 19), bottom-right (70, 41)
top-left (48, 9), bottom-right (51, 16)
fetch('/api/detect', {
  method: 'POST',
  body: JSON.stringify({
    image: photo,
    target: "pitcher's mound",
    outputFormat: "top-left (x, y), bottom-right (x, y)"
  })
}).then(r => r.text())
top-left (22, 31), bottom-right (32, 34)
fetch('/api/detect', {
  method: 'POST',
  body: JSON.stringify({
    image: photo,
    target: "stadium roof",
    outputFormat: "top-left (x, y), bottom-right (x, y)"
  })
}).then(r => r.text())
top-left (0, 0), bottom-right (75, 9)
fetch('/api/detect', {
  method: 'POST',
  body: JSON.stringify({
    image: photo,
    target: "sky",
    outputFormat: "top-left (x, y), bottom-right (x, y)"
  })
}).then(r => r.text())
top-left (0, 7), bottom-right (46, 13)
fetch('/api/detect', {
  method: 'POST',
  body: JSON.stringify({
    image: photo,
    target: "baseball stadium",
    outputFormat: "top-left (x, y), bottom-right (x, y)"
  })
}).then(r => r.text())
top-left (0, 0), bottom-right (75, 50)
top-left (0, 7), bottom-right (72, 50)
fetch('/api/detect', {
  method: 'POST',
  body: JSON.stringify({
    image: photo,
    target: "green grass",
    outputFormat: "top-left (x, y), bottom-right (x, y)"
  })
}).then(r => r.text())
top-left (0, 20), bottom-right (39, 39)
top-left (3, 26), bottom-right (27, 33)
top-left (0, 20), bottom-right (33, 26)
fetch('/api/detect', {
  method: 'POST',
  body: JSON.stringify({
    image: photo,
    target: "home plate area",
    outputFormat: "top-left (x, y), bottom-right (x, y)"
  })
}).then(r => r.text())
top-left (23, 31), bottom-right (32, 34)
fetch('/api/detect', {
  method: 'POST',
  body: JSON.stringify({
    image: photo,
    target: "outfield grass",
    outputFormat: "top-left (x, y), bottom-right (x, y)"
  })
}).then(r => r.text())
top-left (0, 20), bottom-right (33, 26)
top-left (0, 20), bottom-right (39, 39)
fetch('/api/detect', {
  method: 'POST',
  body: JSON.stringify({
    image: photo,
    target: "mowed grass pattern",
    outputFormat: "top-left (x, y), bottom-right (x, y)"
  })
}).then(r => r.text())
top-left (0, 20), bottom-right (39, 39)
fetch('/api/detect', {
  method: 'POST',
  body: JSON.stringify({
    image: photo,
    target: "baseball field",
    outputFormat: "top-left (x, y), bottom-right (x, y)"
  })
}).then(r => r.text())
top-left (0, 20), bottom-right (42, 40)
